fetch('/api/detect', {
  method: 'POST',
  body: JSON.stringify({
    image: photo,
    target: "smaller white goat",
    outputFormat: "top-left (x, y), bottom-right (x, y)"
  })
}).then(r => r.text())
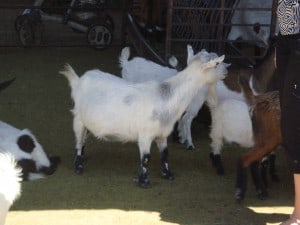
top-left (120, 45), bottom-right (221, 150)
top-left (0, 152), bottom-right (22, 225)
top-left (61, 54), bottom-right (227, 187)
top-left (0, 121), bottom-right (60, 181)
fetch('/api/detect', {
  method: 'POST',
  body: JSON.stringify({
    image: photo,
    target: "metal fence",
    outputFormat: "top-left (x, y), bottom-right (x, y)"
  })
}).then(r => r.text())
top-left (165, 0), bottom-right (278, 65)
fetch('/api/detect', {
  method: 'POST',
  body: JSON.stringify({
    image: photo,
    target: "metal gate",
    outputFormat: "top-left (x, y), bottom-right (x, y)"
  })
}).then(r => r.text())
top-left (165, 0), bottom-right (278, 65)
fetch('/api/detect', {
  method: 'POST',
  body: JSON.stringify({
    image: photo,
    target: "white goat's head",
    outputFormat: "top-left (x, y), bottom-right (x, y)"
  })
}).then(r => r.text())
top-left (189, 54), bottom-right (227, 85)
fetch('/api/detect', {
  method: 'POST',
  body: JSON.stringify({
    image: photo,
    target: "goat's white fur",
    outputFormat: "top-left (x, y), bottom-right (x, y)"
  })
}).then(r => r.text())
top-left (0, 121), bottom-right (51, 180)
top-left (0, 152), bottom-right (22, 225)
top-left (208, 98), bottom-right (254, 155)
top-left (119, 45), bottom-right (231, 149)
top-left (61, 54), bottom-right (227, 184)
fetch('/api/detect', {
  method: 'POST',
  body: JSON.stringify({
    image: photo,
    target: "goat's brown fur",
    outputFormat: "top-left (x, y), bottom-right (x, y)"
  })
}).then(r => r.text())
top-left (241, 91), bottom-right (281, 167)
top-left (235, 74), bottom-right (281, 201)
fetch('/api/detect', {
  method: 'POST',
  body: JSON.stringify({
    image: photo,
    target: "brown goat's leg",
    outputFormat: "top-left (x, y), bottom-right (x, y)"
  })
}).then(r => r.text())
top-left (250, 161), bottom-right (268, 199)
top-left (235, 141), bottom-right (280, 201)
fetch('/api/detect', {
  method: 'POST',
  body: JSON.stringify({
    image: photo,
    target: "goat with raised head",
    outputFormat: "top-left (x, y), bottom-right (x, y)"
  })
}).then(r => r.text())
top-left (61, 54), bottom-right (227, 187)
top-left (0, 153), bottom-right (22, 225)
top-left (120, 45), bottom-right (220, 150)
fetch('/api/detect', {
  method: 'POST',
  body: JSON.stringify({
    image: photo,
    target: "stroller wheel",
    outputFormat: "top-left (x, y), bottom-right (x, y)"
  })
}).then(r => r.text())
top-left (104, 15), bottom-right (114, 31)
top-left (18, 20), bottom-right (42, 47)
top-left (87, 23), bottom-right (113, 50)
top-left (14, 15), bottom-right (28, 32)
top-left (18, 20), bottom-right (35, 46)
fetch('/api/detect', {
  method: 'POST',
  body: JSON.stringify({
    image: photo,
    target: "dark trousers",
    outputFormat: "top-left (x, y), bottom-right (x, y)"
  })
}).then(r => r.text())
top-left (276, 33), bottom-right (300, 173)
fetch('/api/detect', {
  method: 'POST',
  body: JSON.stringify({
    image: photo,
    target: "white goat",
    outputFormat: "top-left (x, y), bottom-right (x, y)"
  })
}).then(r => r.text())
top-left (0, 121), bottom-right (60, 181)
top-left (227, 0), bottom-right (277, 48)
top-left (61, 54), bottom-right (227, 187)
top-left (120, 42), bottom-right (275, 151)
top-left (120, 45), bottom-right (220, 150)
top-left (0, 153), bottom-right (22, 225)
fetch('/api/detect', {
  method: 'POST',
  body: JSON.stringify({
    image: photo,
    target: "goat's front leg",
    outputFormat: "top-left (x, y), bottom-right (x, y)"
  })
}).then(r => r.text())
top-left (73, 117), bottom-right (88, 174)
top-left (155, 137), bottom-right (174, 180)
top-left (177, 114), bottom-right (195, 150)
top-left (137, 138), bottom-right (152, 188)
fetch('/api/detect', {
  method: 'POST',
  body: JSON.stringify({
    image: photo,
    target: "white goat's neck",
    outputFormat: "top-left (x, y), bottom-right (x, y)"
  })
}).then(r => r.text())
top-left (160, 64), bottom-right (208, 119)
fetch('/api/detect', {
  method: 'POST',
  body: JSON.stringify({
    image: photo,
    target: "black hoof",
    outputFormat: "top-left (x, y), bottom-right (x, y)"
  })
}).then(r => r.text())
top-left (235, 188), bottom-right (244, 202)
top-left (161, 170), bottom-right (175, 180)
top-left (74, 155), bottom-right (84, 174)
top-left (75, 165), bottom-right (84, 174)
top-left (209, 152), bottom-right (216, 166)
top-left (187, 145), bottom-right (195, 151)
top-left (257, 189), bottom-right (268, 200)
top-left (138, 179), bottom-right (151, 188)
top-left (135, 175), bottom-right (151, 188)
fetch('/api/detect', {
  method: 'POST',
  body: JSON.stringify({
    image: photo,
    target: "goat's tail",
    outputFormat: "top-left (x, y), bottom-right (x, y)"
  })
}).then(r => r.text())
top-left (60, 64), bottom-right (79, 90)
top-left (119, 47), bottom-right (130, 68)
top-left (239, 73), bottom-right (256, 106)
top-left (0, 152), bottom-right (22, 205)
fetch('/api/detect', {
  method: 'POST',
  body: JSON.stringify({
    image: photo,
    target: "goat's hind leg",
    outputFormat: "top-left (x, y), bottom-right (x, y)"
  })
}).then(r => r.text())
top-left (250, 161), bottom-right (268, 200)
top-left (73, 117), bottom-right (88, 174)
top-left (156, 137), bottom-right (174, 180)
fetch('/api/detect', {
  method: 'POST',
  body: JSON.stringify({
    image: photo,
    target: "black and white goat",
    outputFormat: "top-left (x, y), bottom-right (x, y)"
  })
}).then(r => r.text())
top-left (61, 54), bottom-right (227, 187)
top-left (0, 121), bottom-right (60, 181)
top-left (0, 153), bottom-right (22, 225)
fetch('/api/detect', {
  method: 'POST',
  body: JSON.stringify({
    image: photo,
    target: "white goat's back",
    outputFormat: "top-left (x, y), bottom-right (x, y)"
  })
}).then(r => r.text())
top-left (70, 70), bottom-right (165, 141)
top-left (119, 47), bottom-right (177, 83)
top-left (0, 152), bottom-right (22, 225)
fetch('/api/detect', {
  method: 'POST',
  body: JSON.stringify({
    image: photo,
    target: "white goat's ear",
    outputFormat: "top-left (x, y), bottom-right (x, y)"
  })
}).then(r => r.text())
top-left (200, 48), bottom-right (208, 54)
top-left (216, 55), bottom-right (225, 63)
top-left (202, 55), bottom-right (225, 70)
top-left (187, 44), bottom-right (194, 65)
top-left (168, 56), bottom-right (178, 68)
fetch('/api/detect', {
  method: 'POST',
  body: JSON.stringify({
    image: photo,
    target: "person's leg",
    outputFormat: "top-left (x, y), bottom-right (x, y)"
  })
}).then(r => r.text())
top-left (279, 39), bottom-right (300, 225)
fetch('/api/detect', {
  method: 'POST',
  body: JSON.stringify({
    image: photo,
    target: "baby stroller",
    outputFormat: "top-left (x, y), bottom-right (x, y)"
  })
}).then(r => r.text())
top-left (14, 0), bottom-right (114, 49)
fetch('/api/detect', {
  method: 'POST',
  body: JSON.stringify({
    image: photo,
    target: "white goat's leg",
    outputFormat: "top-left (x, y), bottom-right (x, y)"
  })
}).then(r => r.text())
top-left (209, 124), bottom-right (225, 175)
top-left (137, 137), bottom-right (152, 188)
top-left (155, 137), bottom-right (174, 180)
top-left (177, 111), bottom-right (197, 150)
top-left (73, 116), bottom-right (87, 174)
top-left (180, 113), bottom-right (195, 150)
top-left (177, 118), bottom-right (186, 144)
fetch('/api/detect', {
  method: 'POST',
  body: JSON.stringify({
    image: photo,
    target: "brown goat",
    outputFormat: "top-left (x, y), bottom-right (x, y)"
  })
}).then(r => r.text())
top-left (235, 73), bottom-right (281, 201)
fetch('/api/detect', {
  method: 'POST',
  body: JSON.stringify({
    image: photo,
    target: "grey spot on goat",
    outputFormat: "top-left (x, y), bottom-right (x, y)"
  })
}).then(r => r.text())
top-left (151, 109), bottom-right (172, 126)
top-left (159, 82), bottom-right (172, 100)
top-left (123, 95), bottom-right (135, 106)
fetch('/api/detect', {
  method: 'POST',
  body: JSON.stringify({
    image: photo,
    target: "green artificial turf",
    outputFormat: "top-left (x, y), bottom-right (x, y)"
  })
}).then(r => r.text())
top-left (0, 46), bottom-right (294, 225)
